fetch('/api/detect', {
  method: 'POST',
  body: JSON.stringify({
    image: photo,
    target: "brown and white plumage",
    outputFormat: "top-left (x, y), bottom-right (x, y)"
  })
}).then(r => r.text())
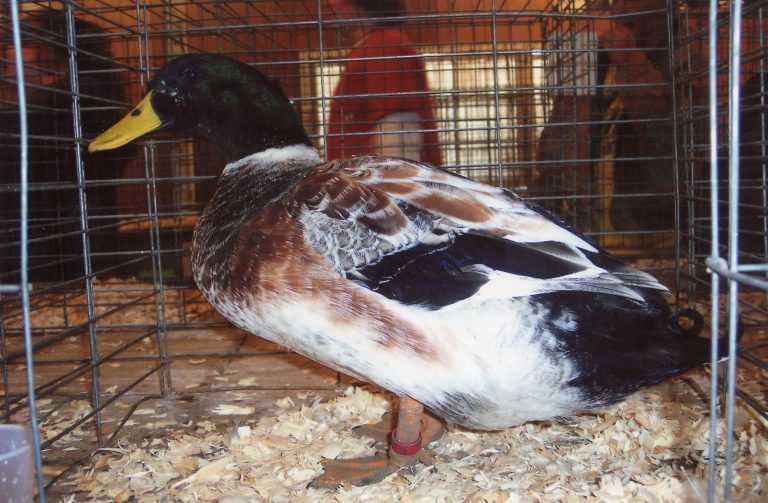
top-left (189, 143), bottom-right (707, 429)
top-left (90, 53), bottom-right (726, 432)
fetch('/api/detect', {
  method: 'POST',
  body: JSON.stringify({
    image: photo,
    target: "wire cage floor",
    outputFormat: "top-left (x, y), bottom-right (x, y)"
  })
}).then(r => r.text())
top-left (1, 0), bottom-right (766, 501)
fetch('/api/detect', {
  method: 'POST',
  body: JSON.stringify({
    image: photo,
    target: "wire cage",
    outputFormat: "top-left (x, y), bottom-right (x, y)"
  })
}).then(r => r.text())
top-left (0, 0), bottom-right (765, 501)
top-left (675, 0), bottom-right (768, 498)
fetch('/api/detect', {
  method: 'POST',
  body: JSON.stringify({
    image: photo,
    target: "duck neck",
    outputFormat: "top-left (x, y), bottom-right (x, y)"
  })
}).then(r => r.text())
top-left (223, 144), bottom-right (321, 175)
top-left (202, 114), bottom-right (313, 163)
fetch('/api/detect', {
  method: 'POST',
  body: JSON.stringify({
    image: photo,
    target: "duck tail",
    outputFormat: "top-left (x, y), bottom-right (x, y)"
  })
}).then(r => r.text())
top-left (666, 307), bottom-right (742, 362)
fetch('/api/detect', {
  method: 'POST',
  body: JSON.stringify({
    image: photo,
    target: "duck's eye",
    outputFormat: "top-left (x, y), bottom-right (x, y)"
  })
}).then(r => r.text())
top-left (184, 67), bottom-right (203, 82)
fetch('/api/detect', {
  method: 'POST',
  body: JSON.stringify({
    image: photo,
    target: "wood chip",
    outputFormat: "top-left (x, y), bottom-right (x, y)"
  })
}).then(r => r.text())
top-left (170, 456), bottom-right (235, 489)
top-left (212, 404), bottom-right (256, 416)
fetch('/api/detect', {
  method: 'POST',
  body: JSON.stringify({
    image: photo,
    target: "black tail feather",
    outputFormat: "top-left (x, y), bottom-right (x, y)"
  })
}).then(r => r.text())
top-left (667, 307), bottom-right (742, 362)
top-left (667, 308), bottom-right (704, 338)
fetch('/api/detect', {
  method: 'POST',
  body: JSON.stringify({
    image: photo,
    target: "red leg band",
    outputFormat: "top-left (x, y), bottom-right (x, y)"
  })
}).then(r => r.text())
top-left (390, 429), bottom-right (422, 456)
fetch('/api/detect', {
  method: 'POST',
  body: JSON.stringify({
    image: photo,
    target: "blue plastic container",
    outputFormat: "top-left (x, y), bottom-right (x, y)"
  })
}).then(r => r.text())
top-left (0, 425), bottom-right (34, 503)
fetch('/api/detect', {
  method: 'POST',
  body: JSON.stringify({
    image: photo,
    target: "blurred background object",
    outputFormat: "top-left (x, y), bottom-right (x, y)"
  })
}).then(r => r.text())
top-left (325, 0), bottom-right (442, 164)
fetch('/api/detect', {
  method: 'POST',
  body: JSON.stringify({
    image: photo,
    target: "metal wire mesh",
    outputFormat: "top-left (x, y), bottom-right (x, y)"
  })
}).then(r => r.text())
top-left (675, 1), bottom-right (768, 499)
top-left (0, 0), bottom-right (764, 500)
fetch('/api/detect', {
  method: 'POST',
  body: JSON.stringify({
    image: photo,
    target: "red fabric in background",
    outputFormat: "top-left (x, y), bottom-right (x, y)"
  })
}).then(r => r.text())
top-left (326, 28), bottom-right (442, 166)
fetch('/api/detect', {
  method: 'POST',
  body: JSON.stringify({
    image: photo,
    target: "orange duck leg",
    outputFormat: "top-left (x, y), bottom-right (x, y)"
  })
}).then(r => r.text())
top-left (311, 396), bottom-right (445, 487)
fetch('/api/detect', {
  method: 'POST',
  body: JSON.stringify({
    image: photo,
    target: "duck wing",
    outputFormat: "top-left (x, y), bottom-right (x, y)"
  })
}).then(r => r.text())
top-left (285, 155), bottom-right (667, 309)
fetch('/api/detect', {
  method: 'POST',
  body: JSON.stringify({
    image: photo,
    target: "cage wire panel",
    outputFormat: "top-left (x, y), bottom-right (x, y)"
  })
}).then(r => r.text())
top-left (0, 0), bottom-right (765, 500)
top-left (675, 0), bottom-right (768, 499)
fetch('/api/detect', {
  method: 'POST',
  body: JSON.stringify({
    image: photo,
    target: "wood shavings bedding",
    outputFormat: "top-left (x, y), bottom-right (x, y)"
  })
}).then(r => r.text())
top-left (4, 276), bottom-right (763, 499)
top-left (4, 278), bottom-right (218, 331)
top-left (38, 400), bottom-right (93, 443)
top-left (71, 384), bottom-right (767, 502)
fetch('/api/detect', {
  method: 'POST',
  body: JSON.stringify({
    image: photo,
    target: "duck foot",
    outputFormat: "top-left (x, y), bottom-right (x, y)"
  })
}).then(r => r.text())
top-left (310, 445), bottom-right (438, 488)
top-left (310, 452), bottom-right (399, 487)
top-left (352, 412), bottom-right (396, 446)
top-left (310, 396), bottom-right (443, 488)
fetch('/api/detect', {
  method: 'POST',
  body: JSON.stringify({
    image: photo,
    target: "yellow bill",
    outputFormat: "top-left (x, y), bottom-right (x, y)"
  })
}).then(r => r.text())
top-left (88, 91), bottom-right (163, 152)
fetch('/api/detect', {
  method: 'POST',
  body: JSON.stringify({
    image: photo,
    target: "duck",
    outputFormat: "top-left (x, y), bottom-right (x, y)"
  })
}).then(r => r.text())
top-left (88, 53), bottom-right (730, 486)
